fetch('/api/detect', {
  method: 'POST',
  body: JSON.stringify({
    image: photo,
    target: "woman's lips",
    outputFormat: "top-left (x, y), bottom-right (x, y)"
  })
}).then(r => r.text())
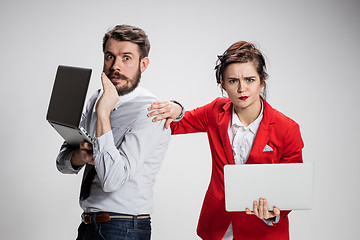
top-left (239, 96), bottom-right (248, 100)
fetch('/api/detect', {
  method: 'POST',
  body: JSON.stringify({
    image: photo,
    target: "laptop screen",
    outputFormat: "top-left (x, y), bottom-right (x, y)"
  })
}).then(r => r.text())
top-left (46, 65), bottom-right (92, 127)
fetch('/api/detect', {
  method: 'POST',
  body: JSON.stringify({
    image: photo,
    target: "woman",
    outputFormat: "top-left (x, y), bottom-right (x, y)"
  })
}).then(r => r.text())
top-left (148, 41), bottom-right (304, 240)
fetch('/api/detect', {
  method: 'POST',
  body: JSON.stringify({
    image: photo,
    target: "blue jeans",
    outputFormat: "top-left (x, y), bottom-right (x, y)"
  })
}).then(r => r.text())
top-left (76, 214), bottom-right (151, 240)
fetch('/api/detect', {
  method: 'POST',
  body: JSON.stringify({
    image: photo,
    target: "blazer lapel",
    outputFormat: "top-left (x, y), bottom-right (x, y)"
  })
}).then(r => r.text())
top-left (218, 101), bottom-right (234, 165)
top-left (247, 99), bottom-right (274, 164)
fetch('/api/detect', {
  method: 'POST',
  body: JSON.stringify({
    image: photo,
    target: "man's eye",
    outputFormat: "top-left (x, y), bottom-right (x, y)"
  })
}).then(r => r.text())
top-left (246, 78), bottom-right (255, 82)
top-left (124, 56), bottom-right (131, 61)
top-left (106, 55), bottom-right (114, 60)
top-left (229, 79), bottom-right (238, 83)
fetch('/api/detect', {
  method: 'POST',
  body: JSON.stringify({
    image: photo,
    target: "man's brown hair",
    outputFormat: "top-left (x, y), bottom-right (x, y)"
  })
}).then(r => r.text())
top-left (103, 25), bottom-right (150, 59)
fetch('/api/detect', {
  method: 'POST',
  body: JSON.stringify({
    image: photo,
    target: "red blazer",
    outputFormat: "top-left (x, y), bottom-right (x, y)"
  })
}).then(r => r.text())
top-left (170, 97), bottom-right (304, 240)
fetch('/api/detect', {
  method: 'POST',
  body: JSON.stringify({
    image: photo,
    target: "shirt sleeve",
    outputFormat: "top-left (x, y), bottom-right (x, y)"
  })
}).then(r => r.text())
top-left (92, 109), bottom-right (171, 193)
top-left (56, 142), bottom-right (83, 174)
top-left (262, 215), bottom-right (280, 226)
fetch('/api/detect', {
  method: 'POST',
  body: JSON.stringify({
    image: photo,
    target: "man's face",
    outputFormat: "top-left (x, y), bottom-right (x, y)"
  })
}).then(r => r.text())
top-left (103, 39), bottom-right (148, 95)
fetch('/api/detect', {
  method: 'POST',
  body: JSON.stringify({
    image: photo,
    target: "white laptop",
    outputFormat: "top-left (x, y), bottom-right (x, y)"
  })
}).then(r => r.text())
top-left (224, 163), bottom-right (314, 211)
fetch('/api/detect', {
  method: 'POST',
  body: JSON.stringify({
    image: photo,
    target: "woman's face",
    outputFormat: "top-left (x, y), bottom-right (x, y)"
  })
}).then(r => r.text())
top-left (222, 62), bottom-right (264, 113)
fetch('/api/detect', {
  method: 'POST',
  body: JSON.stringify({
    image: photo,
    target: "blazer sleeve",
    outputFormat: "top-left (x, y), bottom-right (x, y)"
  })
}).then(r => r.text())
top-left (280, 122), bottom-right (304, 164)
top-left (170, 100), bottom-right (216, 135)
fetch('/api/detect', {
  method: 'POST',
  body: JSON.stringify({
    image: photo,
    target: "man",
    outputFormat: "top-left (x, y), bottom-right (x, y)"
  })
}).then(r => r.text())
top-left (56, 25), bottom-right (171, 240)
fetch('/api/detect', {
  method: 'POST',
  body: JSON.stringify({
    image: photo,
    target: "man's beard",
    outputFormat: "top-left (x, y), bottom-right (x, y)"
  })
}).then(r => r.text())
top-left (108, 68), bottom-right (141, 96)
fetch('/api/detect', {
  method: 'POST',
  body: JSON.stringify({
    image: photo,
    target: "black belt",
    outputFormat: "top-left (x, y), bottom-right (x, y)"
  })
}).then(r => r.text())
top-left (82, 213), bottom-right (150, 224)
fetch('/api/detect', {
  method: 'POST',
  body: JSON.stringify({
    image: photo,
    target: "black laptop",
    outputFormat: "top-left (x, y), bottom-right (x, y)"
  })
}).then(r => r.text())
top-left (46, 65), bottom-right (93, 147)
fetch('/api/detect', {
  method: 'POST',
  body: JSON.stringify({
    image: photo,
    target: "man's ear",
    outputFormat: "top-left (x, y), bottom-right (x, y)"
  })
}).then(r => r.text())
top-left (140, 57), bottom-right (150, 73)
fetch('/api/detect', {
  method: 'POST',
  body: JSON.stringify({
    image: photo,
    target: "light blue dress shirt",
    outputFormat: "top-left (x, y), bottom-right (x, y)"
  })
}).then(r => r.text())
top-left (56, 86), bottom-right (171, 215)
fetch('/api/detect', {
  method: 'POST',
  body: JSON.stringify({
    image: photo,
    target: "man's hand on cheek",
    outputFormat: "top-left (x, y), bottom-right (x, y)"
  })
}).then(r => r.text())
top-left (96, 72), bottom-right (119, 117)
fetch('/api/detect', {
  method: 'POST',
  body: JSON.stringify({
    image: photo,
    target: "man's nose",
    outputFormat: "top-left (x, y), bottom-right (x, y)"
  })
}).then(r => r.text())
top-left (111, 58), bottom-right (122, 71)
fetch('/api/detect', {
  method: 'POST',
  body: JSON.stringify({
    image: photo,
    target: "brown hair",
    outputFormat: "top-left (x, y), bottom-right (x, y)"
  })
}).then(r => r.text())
top-left (215, 41), bottom-right (268, 97)
top-left (103, 25), bottom-right (150, 59)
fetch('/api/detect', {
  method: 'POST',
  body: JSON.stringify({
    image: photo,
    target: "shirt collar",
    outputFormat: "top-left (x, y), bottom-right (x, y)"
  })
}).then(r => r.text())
top-left (94, 85), bottom-right (142, 112)
top-left (115, 85), bottom-right (141, 109)
top-left (231, 100), bottom-right (264, 134)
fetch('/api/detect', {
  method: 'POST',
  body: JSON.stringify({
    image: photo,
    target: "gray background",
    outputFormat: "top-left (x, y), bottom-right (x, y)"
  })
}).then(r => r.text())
top-left (1, 0), bottom-right (359, 239)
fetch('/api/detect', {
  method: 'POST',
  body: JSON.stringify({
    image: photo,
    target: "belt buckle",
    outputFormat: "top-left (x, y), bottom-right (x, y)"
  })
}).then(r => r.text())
top-left (82, 213), bottom-right (92, 224)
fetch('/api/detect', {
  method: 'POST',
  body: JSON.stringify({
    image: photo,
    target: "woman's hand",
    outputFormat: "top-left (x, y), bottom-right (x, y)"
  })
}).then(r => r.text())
top-left (147, 101), bottom-right (183, 129)
top-left (245, 198), bottom-right (280, 220)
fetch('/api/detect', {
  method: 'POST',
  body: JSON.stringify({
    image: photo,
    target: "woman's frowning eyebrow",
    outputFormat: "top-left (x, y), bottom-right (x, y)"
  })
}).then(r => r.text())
top-left (244, 76), bottom-right (256, 79)
top-left (225, 75), bottom-right (257, 80)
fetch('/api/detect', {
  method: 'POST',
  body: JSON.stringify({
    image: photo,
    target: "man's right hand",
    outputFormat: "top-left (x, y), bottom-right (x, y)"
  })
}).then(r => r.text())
top-left (95, 73), bottom-right (119, 137)
top-left (71, 142), bottom-right (94, 168)
top-left (96, 73), bottom-right (119, 119)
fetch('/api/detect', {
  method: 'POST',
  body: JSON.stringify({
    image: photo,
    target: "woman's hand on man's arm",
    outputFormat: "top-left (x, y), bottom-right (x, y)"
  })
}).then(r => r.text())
top-left (147, 101), bottom-right (183, 129)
